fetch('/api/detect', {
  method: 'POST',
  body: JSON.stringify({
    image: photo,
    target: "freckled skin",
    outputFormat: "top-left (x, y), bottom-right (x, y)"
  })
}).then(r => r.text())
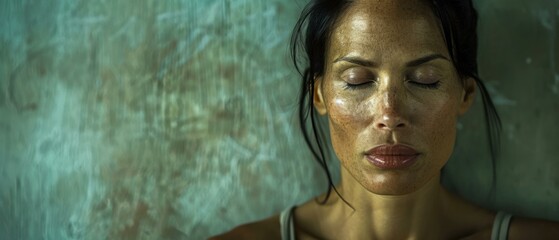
top-left (314, 0), bottom-right (473, 195)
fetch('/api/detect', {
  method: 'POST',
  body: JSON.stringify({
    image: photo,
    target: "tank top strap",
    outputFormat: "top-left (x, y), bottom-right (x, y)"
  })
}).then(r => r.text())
top-left (279, 206), bottom-right (296, 240)
top-left (491, 211), bottom-right (513, 240)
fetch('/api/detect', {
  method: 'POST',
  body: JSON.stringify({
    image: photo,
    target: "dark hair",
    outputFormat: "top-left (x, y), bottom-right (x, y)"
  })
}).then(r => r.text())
top-left (290, 0), bottom-right (502, 203)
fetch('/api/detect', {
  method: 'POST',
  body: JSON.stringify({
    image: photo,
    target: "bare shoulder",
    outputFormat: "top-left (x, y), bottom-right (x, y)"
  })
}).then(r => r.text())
top-left (208, 214), bottom-right (281, 240)
top-left (508, 216), bottom-right (559, 240)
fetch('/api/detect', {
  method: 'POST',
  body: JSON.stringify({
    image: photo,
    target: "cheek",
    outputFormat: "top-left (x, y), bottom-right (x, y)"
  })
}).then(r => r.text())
top-left (324, 93), bottom-right (373, 162)
top-left (327, 97), bottom-right (370, 126)
top-left (421, 99), bottom-right (459, 160)
top-left (323, 83), bottom-right (376, 128)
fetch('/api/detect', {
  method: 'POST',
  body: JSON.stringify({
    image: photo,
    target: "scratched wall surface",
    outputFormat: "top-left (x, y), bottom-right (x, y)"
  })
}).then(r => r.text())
top-left (0, 0), bottom-right (557, 239)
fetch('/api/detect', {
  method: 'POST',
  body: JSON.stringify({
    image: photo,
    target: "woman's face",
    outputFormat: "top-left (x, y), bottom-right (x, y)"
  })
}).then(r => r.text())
top-left (314, 0), bottom-right (476, 195)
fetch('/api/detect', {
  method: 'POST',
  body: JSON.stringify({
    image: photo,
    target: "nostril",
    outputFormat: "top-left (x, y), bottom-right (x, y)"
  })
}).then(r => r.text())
top-left (375, 116), bottom-right (406, 130)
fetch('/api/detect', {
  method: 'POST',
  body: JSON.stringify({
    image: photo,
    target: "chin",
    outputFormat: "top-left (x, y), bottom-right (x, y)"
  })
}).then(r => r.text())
top-left (348, 164), bottom-right (439, 196)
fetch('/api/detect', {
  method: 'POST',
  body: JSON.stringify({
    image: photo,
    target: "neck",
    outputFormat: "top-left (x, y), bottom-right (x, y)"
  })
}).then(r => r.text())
top-left (333, 167), bottom-right (447, 239)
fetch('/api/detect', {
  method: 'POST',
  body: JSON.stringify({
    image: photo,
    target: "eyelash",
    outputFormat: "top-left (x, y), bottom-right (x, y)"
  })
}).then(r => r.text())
top-left (343, 81), bottom-right (374, 90)
top-left (411, 81), bottom-right (441, 89)
top-left (343, 80), bottom-right (441, 90)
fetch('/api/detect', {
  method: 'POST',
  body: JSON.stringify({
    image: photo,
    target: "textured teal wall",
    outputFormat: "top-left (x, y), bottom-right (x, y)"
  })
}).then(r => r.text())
top-left (0, 0), bottom-right (558, 239)
top-left (446, 0), bottom-right (559, 219)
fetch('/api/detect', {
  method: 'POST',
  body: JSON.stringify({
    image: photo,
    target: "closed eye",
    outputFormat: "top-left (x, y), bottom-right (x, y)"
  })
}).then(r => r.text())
top-left (343, 81), bottom-right (374, 90)
top-left (409, 81), bottom-right (441, 89)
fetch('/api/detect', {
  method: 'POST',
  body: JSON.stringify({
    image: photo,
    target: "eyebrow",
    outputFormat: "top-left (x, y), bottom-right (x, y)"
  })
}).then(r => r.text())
top-left (333, 53), bottom-right (450, 67)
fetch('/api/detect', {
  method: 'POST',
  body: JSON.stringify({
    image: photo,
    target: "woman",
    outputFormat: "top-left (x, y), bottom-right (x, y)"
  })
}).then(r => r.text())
top-left (212, 0), bottom-right (559, 239)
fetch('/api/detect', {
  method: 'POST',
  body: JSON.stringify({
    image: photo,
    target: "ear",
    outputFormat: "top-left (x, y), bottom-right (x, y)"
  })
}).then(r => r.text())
top-left (313, 76), bottom-right (327, 115)
top-left (458, 77), bottom-right (476, 116)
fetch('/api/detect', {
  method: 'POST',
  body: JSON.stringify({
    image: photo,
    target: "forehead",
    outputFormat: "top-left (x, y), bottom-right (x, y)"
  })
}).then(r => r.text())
top-left (329, 0), bottom-right (448, 61)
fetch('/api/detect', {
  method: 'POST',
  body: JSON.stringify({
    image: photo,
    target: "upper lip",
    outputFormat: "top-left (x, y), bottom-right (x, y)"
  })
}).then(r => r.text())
top-left (365, 144), bottom-right (419, 156)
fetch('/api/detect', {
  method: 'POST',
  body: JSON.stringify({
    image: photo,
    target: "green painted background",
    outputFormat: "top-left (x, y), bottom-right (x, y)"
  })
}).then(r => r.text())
top-left (1, 0), bottom-right (558, 239)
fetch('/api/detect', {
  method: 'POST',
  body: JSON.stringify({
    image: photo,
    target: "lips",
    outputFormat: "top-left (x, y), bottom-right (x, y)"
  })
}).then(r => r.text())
top-left (365, 144), bottom-right (420, 169)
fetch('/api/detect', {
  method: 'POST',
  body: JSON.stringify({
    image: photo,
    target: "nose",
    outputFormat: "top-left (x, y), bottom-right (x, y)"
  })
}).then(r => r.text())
top-left (375, 114), bottom-right (406, 130)
top-left (373, 87), bottom-right (408, 131)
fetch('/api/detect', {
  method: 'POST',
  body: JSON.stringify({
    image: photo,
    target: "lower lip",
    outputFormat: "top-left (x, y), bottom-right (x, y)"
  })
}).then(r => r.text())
top-left (365, 154), bottom-right (419, 169)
